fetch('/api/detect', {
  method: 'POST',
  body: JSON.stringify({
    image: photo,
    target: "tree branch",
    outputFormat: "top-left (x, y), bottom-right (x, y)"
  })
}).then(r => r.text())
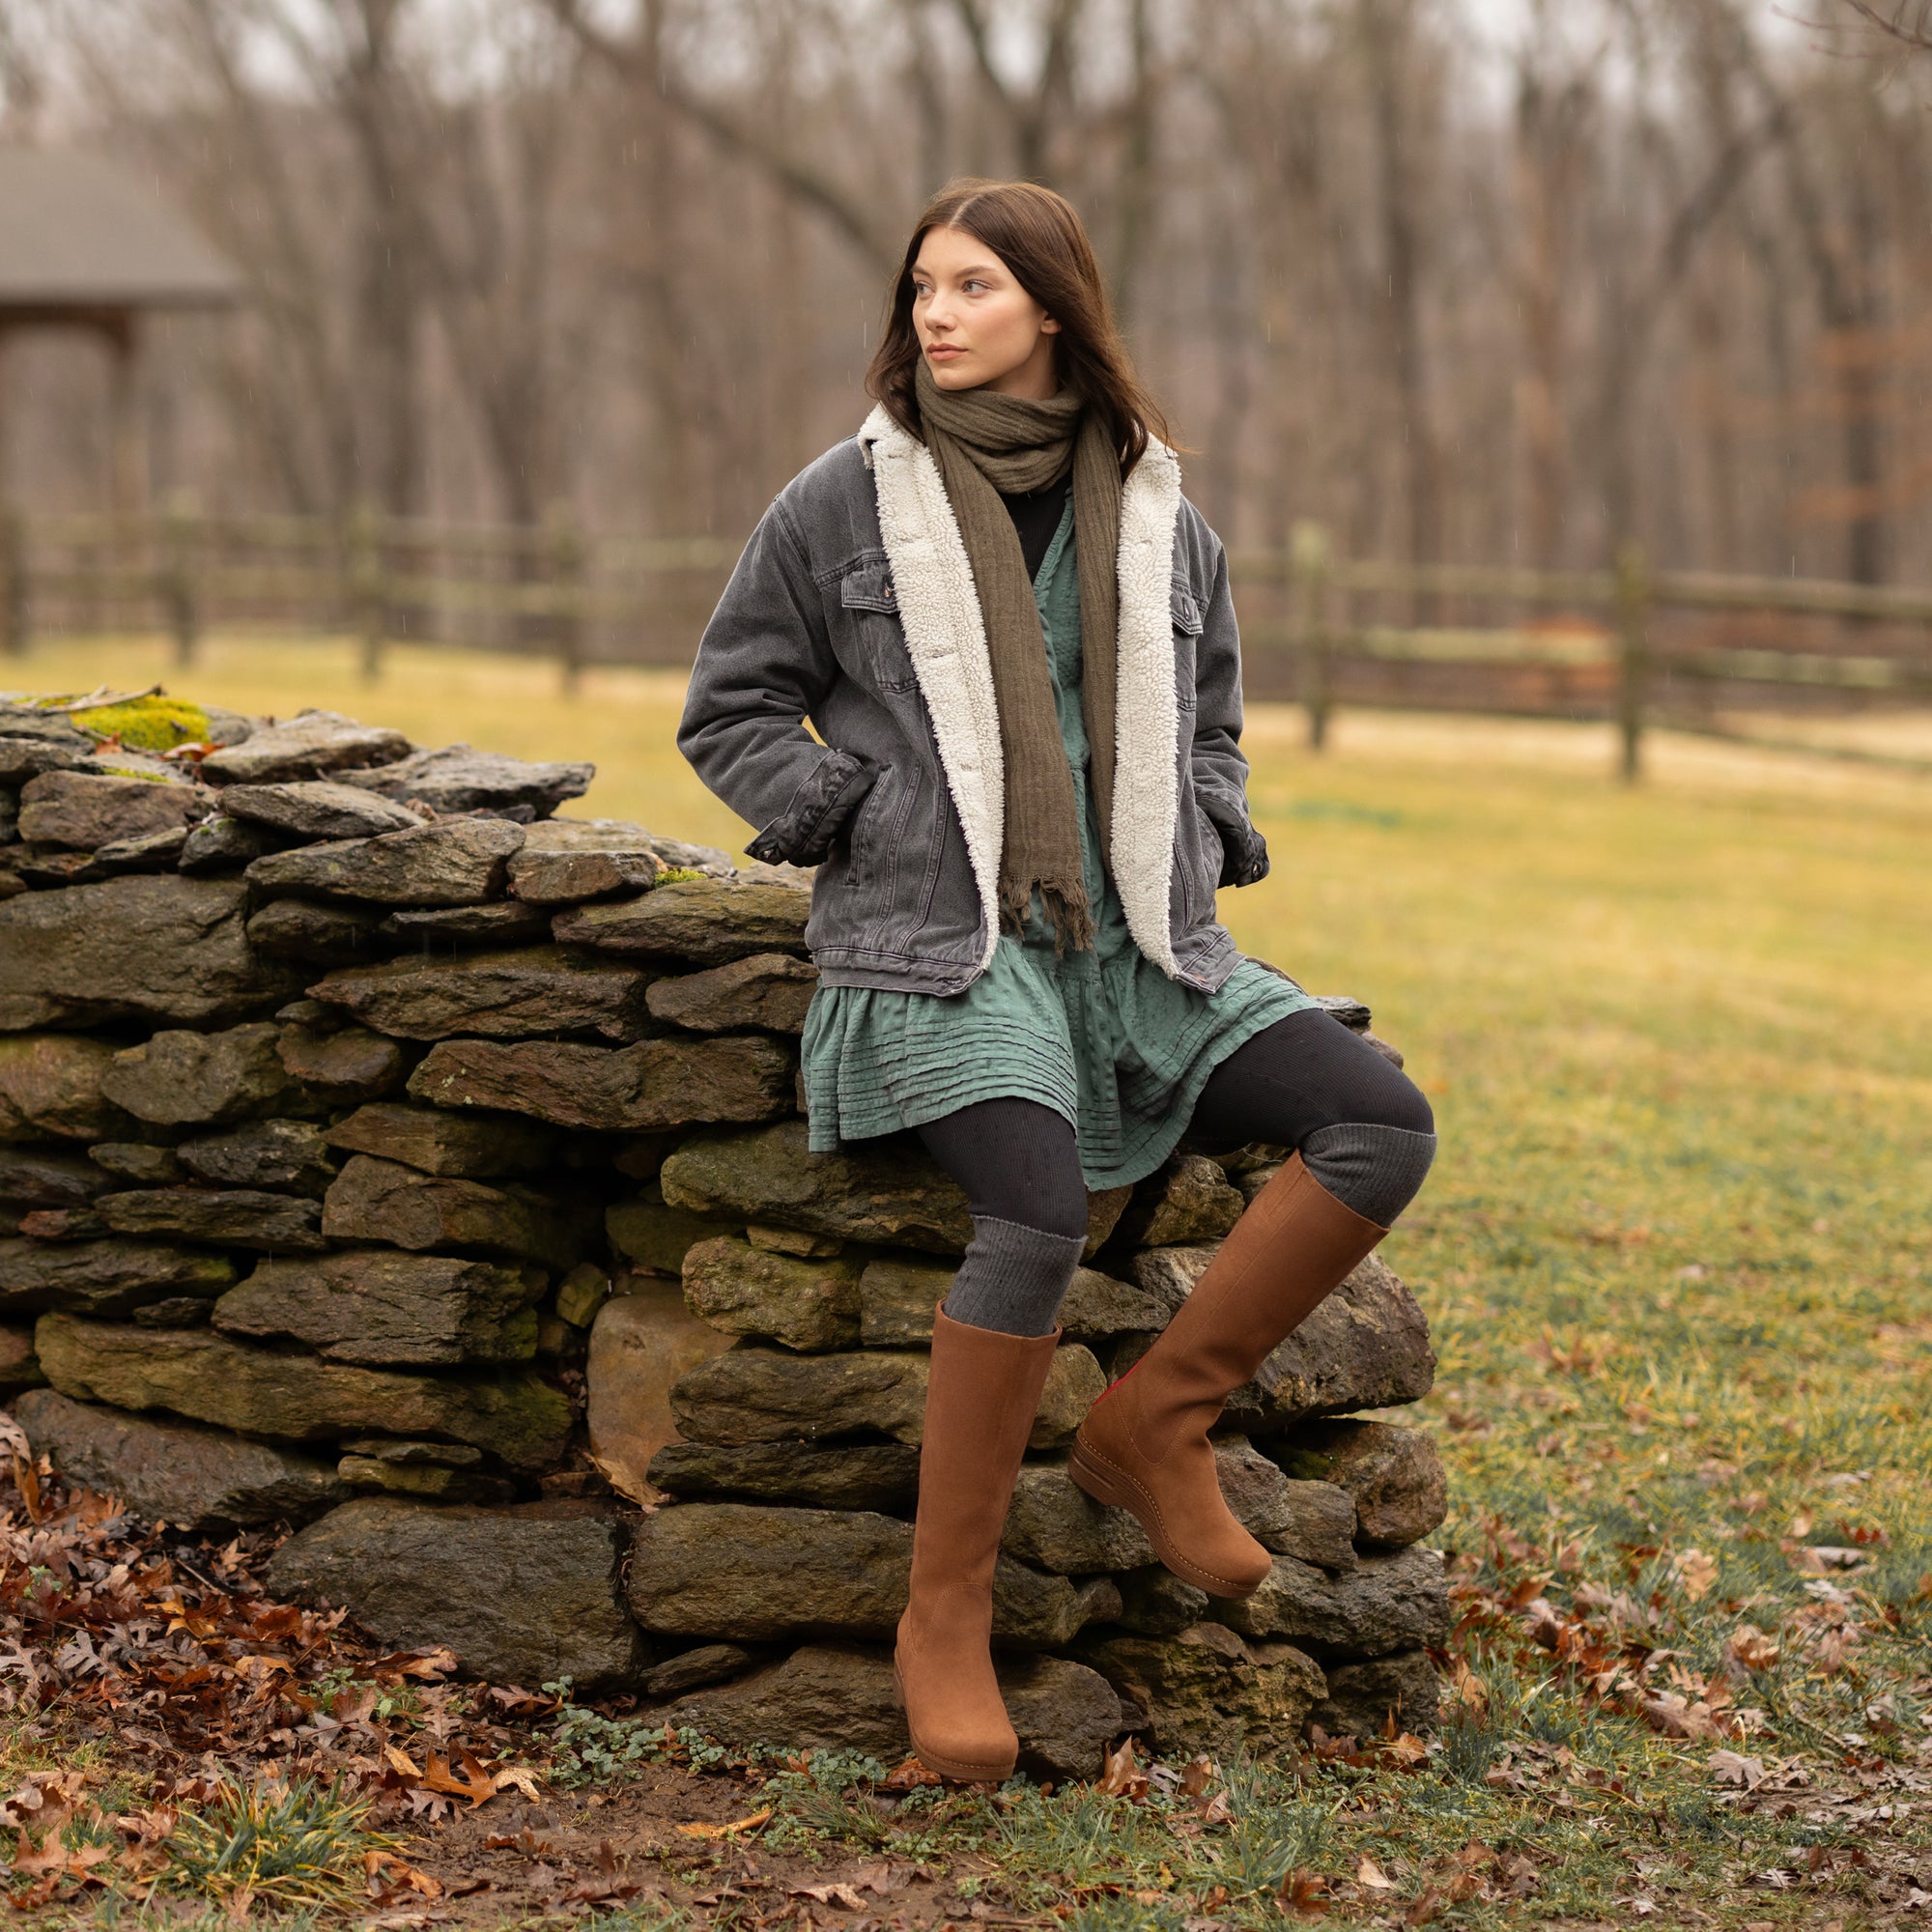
top-left (541, 0), bottom-right (896, 271)
top-left (1832, 1), bottom-right (1932, 50)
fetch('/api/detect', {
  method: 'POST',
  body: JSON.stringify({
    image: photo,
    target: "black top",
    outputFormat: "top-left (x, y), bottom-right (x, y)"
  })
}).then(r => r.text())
top-left (1000, 473), bottom-right (1073, 583)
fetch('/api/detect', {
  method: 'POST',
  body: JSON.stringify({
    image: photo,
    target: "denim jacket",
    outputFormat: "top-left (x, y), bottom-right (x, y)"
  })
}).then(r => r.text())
top-left (677, 405), bottom-right (1269, 998)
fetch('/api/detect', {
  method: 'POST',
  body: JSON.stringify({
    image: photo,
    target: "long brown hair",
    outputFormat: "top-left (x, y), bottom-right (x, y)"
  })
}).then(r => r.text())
top-left (864, 179), bottom-right (1177, 475)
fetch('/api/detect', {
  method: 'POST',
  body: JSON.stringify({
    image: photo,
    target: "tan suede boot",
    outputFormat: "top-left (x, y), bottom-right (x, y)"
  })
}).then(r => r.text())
top-left (1069, 1153), bottom-right (1387, 1598)
top-left (894, 1305), bottom-right (1061, 1782)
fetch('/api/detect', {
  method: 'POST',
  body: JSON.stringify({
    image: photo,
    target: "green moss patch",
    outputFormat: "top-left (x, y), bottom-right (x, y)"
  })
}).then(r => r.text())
top-left (3, 688), bottom-right (214, 753)
top-left (67, 694), bottom-right (213, 752)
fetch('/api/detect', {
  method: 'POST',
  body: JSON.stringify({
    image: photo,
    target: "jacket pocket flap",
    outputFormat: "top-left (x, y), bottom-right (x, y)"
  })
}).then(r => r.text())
top-left (1170, 582), bottom-right (1205, 635)
top-left (838, 562), bottom-right (899, 613)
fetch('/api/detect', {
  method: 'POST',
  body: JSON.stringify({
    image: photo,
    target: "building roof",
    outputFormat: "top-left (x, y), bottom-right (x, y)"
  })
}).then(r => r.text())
top-left (0, 147), bottom-right (244, 314)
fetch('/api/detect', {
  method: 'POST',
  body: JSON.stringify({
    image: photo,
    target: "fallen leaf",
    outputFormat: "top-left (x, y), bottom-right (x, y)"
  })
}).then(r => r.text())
top-left (674, 1806), bottom-right (772, 1839)
top-left (1501, 1854), bottom-right (1541, 1897)
top-left (1094, 1737), bottom-right (1148, 1801)
top-left (789, 1881), bottom-right (868, 1909)
top-left (492, 1765), bottom-right (542, 1802)
top-left (7, 1873), bottom-right (60, 1912)
top-left (1449, 1659), bottom-right (1489, 1716)
top-left (559, 1878), bottom-right (643, 1904)
top-left (365, 1851), bottom-right (443, 1899)
top-left (1404, 1885), bottom-right (1447, 1927)
top-left (365, 1646), bottom-right (464, 1677)
top-left (1639, 1692), bottom-right (1719, 1740)
top-left (1520, 1598), bottom-right (1565, 1650)
top-left (1356, 1856), bottom-right (1398, 1890)
top-left (14, 1827), bottom-right (72, 1876)
top-left (1276, 1868), bottom-right (1329, 1916)
top-left (1673, 1548), bottom-right (1719, 1602)
top-left (843, 1862), bottom-right (910, 1895)
top-left (418, 1751), bottom-right (497, 1807)
top-left (1726, 1625), bottom-right (1780, 1672)
top-left (1793, 1546), bottom-right (1868, 1574)
top-left (1710, 1749), bottom-right (1767, 1790)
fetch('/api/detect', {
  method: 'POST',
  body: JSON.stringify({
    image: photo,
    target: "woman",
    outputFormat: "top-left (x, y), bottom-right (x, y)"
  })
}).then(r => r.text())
top-left (679, 180), bottom-right (1435, 1782)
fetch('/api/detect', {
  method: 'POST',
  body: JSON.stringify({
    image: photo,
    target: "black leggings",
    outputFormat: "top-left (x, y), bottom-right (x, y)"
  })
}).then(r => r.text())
top-left (915, 1007), bottom-right (1436, 1334)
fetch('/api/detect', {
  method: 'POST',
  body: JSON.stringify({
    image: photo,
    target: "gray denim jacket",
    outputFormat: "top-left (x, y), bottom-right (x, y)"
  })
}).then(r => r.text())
top-left (678, 404), bottom-right (1269, 998)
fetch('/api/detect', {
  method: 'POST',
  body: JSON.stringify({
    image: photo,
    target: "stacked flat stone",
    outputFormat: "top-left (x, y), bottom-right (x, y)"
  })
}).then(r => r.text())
top-left (0, 698), bottom-right (1450, 1781)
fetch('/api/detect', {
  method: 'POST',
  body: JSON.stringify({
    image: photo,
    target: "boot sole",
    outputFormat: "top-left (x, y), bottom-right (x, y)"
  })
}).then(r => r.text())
top-left (1068, 1438), bottom-right (1266, 1601)
top-left (890, 1660), bottom-right (1016, 1785)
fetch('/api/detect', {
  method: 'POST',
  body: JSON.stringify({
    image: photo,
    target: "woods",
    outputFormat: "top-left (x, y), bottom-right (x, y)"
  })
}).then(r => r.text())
top-left (1, 0), bottom-right (1928, 585)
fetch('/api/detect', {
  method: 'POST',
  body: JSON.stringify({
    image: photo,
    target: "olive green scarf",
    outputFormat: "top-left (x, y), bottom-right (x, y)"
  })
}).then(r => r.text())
top-left (914, 356), bottom-right (1122, 952)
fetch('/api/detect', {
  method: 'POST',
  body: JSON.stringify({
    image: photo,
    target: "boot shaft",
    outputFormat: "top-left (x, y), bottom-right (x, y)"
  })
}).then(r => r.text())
top-left (1107, 1154), bottom-right (1387, 1463)
top-left (907, 1305), bottom-right (1062, 1600)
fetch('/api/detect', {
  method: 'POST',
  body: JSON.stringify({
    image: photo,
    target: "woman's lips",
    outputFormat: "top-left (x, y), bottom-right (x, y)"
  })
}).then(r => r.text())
top-left (926, 345), bottom-right (965, 358)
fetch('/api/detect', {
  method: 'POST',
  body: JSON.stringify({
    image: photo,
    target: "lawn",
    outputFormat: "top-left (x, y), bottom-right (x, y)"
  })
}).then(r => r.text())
top-left (8, 633), bottom-right (1932, 1927)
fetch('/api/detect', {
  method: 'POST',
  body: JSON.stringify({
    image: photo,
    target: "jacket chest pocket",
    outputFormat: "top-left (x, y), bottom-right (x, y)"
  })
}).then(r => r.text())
top-left (1171, 582), bottom-right (1204, 712)
top-left (839, 562), bottom-right (919, 694)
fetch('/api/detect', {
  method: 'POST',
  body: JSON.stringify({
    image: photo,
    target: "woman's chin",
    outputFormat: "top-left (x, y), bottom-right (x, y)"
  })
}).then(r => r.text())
top-left (926, 359), bottom-right (980, 388)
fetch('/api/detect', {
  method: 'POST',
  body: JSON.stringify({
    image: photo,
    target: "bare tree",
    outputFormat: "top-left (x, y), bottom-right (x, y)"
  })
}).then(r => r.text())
top-left (9, 0), bottom-right (1930, 582)
top-left (1732, 12), bottom-right (1893, 581)
top-left (543, 0), bottom-right (901, 272)
top-left (1508, 1), bottom-right (1599, 566)
top-left (1833, 1), bottom-right (1932, 50)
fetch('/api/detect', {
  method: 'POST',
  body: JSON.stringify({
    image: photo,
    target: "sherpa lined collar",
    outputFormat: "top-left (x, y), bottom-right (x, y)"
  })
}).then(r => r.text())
top-left (855, 402), bottom-right (1184, 978)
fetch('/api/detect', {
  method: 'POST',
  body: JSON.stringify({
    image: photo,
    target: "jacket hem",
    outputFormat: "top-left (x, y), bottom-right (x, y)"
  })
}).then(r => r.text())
top-left (812, 950), bottom-right (989, 997)
top-left (810, 921), bottom-right (1239, 1000)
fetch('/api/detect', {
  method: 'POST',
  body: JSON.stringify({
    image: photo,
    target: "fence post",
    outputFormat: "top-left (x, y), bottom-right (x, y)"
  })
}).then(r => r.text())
top-left (160, 491), bottom-right (202, 668)
top-left (547, 503), bottom-right (587, 696)
top-left (1293, 520), bottom-right (1334, 752)
top-left (345, 497), bottom-right (387, 682)
top-left (1615, 540), bottom-right (1650, 782)
top-left (0, 505), bottom-right (25, 658)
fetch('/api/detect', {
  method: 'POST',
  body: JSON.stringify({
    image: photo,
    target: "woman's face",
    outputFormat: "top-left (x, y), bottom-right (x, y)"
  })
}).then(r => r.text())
top-left (909, 224), bottom-right (1062, 400)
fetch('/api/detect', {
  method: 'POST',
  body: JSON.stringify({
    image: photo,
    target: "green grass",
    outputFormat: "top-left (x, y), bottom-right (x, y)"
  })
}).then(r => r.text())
top-left (159, 1776), bottom-right (390, 1910)
top-left (21, 633), bottom-right (1932, 1923)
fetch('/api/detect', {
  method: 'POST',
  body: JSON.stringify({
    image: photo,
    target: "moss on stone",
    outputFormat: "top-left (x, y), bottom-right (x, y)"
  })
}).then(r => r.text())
top-left (68, 694), bottom-right (213, 752)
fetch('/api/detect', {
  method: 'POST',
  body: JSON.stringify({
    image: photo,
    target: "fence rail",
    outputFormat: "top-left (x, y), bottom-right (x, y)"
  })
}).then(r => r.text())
top-left (1265, 525), bottom-right (1932, 779)
top-left (3, 500), bottom-right (1929, 780)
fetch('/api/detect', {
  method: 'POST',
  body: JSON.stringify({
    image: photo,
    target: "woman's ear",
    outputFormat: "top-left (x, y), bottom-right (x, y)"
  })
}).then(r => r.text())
top-left (1041, 314), bottom-right (1064, 335)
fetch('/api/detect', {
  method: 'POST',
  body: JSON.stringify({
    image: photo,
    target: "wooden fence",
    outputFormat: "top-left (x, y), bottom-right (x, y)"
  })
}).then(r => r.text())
top-left (0, 500), bottom-right (741, 695)
top-left (1241, 526), bottom-right (1932, 778)
top-left (4, 499), bottom-right (1931, 781)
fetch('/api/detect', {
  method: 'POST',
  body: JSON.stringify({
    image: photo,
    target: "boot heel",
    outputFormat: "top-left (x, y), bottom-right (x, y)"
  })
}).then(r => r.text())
top-left (1072, 1439), bottom-right (1263, 1600)
top-left (1068, 1439), bottom-right (1138, 1513)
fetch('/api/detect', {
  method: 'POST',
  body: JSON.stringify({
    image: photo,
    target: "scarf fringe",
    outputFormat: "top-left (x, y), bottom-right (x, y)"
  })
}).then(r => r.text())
top-left (1001, 875), bottom-right (1096, 957)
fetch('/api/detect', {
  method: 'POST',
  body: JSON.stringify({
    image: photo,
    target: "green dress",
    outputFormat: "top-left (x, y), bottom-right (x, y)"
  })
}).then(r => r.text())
top-left (800, 496), bottom-right (1315, 1191)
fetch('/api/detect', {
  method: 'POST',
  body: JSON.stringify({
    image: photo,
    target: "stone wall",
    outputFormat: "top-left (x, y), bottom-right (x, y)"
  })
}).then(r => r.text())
top-left (0, 695), bottom-right (1449, 1779)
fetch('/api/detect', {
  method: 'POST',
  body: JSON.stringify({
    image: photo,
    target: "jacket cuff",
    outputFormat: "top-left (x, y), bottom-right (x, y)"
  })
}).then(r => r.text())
top-left (747, 749), bottom-right (880, 867)
top-left (1211, 814), bottom-right (1269, 889)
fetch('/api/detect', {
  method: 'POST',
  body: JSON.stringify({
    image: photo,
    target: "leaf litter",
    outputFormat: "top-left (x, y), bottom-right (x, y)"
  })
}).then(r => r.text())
top-left (5, 1408), bottom-right (1931, 1924)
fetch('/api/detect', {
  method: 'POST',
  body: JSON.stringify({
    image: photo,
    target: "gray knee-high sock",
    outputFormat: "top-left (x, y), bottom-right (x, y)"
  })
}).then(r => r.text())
top-left (1299, 1122), bottom-right (1436, 1227)
top-left (941, 1214), bottom-right (1085, 1338)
